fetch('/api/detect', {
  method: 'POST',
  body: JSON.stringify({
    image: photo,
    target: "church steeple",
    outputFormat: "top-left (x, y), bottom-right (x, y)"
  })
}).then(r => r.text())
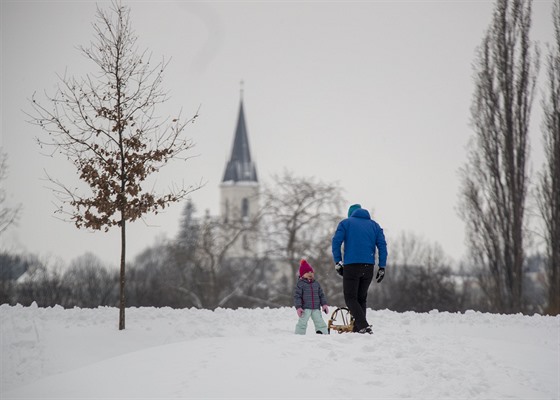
top-left (219, 87), bottom-right (260, 258)
top-left (222, 92), bottom-right (258, 183)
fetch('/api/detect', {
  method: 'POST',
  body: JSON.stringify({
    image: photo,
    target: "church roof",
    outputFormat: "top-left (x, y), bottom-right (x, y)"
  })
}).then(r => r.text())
top-left (222, 99), bottom-right (258, 183)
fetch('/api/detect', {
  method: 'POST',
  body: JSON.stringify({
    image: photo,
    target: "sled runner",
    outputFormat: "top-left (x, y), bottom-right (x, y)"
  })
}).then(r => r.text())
top-left (327, 307), bottom-right (354, 334)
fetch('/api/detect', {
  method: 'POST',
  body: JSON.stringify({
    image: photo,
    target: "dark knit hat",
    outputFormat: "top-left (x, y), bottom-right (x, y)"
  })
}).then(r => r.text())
top-left (299, 259), bottom-right (314, 277)
top-left (348, 204), bottom-right (361, 217)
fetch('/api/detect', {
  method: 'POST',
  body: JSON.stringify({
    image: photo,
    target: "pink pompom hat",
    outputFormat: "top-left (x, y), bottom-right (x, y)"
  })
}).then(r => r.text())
top-left (299, 259), bottom-right (314, 277)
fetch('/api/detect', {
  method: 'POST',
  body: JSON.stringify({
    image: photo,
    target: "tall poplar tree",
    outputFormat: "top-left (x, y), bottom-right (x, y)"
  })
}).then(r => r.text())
top-left (537, 0), bottom-right (560, 315)
top-left (460, 0), bottom-right (539, 312)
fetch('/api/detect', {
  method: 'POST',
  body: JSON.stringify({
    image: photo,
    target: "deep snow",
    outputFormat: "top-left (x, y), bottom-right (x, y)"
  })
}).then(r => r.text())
top-left (1, 303), bottom-right (558, 399)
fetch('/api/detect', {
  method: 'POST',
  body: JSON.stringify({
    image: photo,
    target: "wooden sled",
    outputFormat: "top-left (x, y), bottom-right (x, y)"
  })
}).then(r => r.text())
top-left (327, 307), bottom-right (354, 334)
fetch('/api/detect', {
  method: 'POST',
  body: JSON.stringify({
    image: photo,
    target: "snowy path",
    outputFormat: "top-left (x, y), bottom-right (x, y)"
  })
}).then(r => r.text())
top-left (1, 304), bottom-right (558, 399)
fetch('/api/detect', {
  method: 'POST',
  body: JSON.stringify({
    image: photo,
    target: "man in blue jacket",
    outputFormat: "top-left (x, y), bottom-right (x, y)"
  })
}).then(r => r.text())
top-left (332, 204), bottom-right (388, 334)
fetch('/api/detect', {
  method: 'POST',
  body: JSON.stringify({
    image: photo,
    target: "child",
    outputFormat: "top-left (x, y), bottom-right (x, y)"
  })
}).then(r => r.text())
top-left (293, 259), bottom-right (329, 334)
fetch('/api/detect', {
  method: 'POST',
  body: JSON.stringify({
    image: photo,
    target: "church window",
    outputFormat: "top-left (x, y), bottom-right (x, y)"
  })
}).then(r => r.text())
top-left (224, 199), bottom-right (229, 223)
top-left (242, 198), bottom-right (249, 218)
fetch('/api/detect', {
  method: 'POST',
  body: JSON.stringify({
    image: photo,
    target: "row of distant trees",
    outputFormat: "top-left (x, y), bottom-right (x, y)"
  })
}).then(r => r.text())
top-left (0, 239), bottom-right (548, 314)
top-left (0, 171), bottom-right (551, 314)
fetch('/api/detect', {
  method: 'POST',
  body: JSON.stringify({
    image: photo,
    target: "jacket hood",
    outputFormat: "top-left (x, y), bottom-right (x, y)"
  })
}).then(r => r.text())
top-left (347, 204), bottom-right (362, 217)
top-left (351, 208), bottom-right (371, 219)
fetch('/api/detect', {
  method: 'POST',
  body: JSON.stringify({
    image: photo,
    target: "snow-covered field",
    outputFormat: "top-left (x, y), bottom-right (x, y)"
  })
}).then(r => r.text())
top-left (1, 303), bottom-right (558, 399)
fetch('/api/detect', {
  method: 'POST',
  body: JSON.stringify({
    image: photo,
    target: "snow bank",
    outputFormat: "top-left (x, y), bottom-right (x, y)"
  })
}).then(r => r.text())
top-left (1, 304), bottom-right (558, 399)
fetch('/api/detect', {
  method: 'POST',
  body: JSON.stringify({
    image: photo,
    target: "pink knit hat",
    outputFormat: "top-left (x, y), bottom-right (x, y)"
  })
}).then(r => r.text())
top-left (299, 259), bottom-right (314, 277)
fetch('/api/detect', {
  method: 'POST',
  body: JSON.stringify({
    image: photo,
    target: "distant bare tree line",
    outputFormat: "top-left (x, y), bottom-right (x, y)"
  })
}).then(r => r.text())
top-left (0, 242), bottom-right (548, 314)
top-left (0, 172), bottom-right (550, 314)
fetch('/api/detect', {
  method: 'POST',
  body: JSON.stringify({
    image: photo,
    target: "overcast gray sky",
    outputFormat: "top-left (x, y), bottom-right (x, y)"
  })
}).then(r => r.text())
top-left (1, 0), bottom-right (555, 268)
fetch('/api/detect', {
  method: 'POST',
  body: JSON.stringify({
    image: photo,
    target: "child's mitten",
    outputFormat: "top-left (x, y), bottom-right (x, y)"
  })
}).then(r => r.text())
top-left (297, 308), bottom-right (304, 317)
top-left (322, 305), bottom-right (329, 314)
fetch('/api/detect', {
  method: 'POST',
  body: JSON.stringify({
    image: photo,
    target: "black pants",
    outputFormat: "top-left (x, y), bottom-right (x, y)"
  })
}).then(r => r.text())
top-left (343, 264), bottom-right (374, 331)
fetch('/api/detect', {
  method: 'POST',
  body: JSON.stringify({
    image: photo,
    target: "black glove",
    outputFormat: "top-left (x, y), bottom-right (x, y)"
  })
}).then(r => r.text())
top-left (376, 267), bottom-right (385, 283)
top-left (335, 261), bottom-right (344, 277)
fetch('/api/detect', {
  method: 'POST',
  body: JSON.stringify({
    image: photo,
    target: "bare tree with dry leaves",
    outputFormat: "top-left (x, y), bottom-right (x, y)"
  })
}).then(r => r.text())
top-left (261, 171), bottom-right (344, 293)
top-left (28, 2), bottom-right (200, 329)
top-left (537, 0), bottom-right (560, 315)
top-left (460, 0), bottom-right (539, 313)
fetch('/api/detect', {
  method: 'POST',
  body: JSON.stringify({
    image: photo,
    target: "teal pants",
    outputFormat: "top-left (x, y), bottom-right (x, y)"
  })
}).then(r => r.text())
top-left (295, 309), bottom-right (328, 334)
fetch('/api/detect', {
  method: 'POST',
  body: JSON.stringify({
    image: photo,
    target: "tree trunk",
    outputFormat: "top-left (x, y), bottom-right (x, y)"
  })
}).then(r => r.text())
top-left (119, 216), bottom-right (126, 330)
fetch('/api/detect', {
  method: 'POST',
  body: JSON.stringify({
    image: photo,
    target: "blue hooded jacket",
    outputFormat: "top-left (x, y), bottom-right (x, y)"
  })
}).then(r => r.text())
top-left (332, 208), bottom-right (388, 266)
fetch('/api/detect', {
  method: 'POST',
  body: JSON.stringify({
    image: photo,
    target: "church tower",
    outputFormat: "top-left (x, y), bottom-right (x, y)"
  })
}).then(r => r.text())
top-left (220, 89), bottom-right (259, 257)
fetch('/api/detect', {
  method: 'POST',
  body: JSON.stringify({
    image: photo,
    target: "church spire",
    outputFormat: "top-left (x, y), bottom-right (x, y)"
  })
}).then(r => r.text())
top-left (222, 88), bottom-right (258, 183)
